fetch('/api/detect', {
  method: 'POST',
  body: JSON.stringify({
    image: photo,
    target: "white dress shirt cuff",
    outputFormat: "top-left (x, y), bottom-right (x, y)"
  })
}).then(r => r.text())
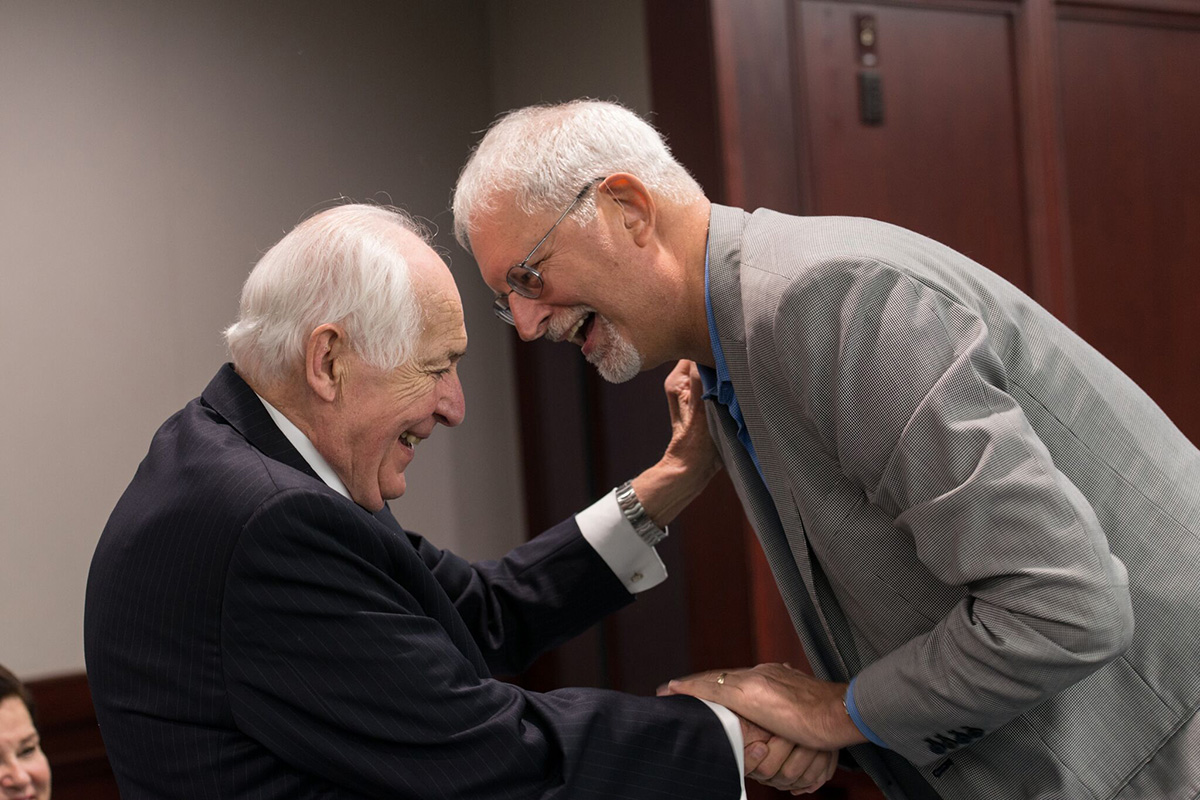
top-left (575, 489), bottom-right (667, 594)
top-left (700, 699), bottom-right (748, 800)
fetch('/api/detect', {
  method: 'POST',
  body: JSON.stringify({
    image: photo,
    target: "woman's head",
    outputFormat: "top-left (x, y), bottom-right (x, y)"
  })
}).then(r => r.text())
top-left (0, 666), bottom-right (50, 800)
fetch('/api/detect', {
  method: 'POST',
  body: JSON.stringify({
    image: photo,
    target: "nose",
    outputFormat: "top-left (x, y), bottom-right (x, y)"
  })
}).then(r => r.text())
top-left (434, 370), bottom-right (466, 428)
top-left (508, 294), bottom-right (551, 342)
top-left (0, 759), bottom-right (30, 790)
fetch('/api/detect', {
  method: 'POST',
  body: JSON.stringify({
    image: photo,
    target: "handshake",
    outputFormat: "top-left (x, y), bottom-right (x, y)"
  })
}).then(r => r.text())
top-left (659, 662), bottom-right (865, 796)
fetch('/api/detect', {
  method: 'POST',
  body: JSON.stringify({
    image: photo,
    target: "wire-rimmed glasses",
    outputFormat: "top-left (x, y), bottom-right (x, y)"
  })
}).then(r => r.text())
top-left (492, 177), bottom-right (605, 325)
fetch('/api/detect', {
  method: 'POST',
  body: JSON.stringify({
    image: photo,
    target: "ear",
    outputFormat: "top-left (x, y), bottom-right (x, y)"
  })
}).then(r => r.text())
top-left (599, 173), bottom-right (656, 248)
top-left (305, 323), bottom-right (348, 403)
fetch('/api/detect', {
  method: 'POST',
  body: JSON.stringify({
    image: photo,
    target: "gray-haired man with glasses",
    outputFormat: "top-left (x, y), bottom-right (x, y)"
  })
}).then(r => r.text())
top-left (453, 99), bottom-right (1200, 800)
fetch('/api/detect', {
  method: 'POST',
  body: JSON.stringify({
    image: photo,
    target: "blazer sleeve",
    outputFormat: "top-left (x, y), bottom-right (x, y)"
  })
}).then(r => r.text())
top-left (398, 513), bottom-right (630, 677)
top-left (221, 489), bottom-right (739, 799)
top-left (774, 259), bottom-right (1134, 766)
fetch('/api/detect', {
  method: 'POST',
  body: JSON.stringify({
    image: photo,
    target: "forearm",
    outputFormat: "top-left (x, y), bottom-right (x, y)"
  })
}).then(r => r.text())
top-left (631, 452), bottom-right (720, 528)
top-left (633, 359), bottom-right (723, 527)
top-left (852, 588), bottom-right (1131, 766)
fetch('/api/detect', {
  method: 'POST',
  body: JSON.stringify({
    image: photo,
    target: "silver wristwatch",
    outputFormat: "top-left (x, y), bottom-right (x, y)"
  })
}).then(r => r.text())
top-left (614, 480), bottom-right (668, 547)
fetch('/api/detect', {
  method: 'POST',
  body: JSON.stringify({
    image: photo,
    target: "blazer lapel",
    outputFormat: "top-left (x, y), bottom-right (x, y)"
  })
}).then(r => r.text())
top-left (707, 205), bottom-right (850, 682)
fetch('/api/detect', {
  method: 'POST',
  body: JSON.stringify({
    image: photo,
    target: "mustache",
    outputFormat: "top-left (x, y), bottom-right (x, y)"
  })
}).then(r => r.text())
top-left (546, 305), bottom-right (596, 341)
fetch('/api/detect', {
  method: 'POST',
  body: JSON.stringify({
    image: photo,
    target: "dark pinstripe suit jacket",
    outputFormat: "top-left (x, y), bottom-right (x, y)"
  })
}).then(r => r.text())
top-left (85, 364), bottom-right (737, 799)
top-left (704, 205), bottom-right (1200, 800)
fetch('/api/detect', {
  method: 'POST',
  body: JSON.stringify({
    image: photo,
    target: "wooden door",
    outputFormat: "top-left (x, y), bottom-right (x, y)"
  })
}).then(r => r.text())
top-left (796, 0), bottom-right (1032, 290)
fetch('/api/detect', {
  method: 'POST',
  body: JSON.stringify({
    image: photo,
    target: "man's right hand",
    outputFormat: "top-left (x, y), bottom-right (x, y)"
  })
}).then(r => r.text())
top-left (740, 715), bottom-right (838, 795)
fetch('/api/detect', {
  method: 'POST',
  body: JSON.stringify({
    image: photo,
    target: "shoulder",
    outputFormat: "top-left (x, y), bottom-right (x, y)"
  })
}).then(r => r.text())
top-left (102, 396), bottom-right (349, 560)
top-left (733, 212), bottom-right (981, 335)
top-left (741, 211), bottom-right (919, 279)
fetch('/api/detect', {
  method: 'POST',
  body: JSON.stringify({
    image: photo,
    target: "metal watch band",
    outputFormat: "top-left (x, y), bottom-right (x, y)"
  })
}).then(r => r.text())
top-left (614, 480), bottom-right (668, 547)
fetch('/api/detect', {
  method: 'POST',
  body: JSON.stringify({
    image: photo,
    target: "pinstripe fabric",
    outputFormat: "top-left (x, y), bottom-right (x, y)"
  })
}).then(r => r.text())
top-left (84, 364), bottom-right (740, 799)
top-left (704, 205), bottom-right (1200, 800)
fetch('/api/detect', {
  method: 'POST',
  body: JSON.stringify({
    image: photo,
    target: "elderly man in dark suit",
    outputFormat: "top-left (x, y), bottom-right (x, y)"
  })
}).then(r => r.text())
top-left (453, 100), bottom-right (1200, 799)
top-left (85, 204), bottom-right (824, 798)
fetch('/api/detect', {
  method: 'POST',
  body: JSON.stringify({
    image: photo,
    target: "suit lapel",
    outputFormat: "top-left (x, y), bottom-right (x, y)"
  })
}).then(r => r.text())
top-left (201, 363), bottom-right (321, 481)
top-left (203, 365), bottom-right (424, 556)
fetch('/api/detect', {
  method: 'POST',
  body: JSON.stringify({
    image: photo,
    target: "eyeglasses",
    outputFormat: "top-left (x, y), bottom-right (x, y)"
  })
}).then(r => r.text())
top-left (493, 177), bottom-right (605, 325)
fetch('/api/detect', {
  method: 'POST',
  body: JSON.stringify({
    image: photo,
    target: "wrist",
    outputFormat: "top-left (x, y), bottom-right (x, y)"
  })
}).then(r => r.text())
top-left (614, 480), bottom-right (668, 547)
top-left (829, 682), bottom-right (868, 748)
top-left (630, 456), bottom-right (706, 528)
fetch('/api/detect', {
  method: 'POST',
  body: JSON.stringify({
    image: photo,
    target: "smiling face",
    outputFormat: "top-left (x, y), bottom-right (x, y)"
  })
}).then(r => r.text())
top-left (309, 236), bottom-right (468, 511)
top-left (470, 185), bottom-right (659, 384)
top-left (0, 696), bottom-right (50, 800)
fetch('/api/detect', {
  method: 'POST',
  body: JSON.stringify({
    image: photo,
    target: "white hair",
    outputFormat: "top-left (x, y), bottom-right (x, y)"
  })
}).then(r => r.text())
top-left (452, 99), bottom-right (704, 252)
top-left (224, 204), bottom-right (427, 388)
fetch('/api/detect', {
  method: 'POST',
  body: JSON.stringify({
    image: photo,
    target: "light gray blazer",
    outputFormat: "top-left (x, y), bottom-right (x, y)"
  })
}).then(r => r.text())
top-left (704, 204), bottom-right (1200, 800)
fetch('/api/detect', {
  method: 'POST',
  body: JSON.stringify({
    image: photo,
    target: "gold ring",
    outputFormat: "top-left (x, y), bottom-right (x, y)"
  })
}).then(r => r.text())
top-left (716, 672), bottom-right (727, 685)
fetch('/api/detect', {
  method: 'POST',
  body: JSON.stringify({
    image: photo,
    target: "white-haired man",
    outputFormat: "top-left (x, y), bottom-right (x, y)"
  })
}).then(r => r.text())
top-left (454, 100), bottom-right (1200, 799)
top-left (84, 204), bottom-right (831, 798)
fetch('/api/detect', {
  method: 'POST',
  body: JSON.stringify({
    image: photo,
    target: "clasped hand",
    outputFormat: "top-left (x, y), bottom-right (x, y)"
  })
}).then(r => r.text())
top-left (659, 663), bottom-right (859, 795)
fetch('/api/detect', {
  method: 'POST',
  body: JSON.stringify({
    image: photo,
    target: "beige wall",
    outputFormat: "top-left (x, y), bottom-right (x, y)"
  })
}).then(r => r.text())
top-left (485, 0), bottom-right (652, 115)
top-left (0, 0), bottom-right (651, 679)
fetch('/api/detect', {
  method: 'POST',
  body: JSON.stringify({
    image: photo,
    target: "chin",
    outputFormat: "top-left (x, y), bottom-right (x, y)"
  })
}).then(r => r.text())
top-left (587, 316), bottom-right (645, 383)
top-left (383, 475), bottom-right (408, 500)
top-left (592, 350), bottom-right (643, 383)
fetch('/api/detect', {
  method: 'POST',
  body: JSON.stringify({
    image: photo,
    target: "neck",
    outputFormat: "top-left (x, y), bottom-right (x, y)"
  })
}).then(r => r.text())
top-left (670, 198), bottom-right (716, 368)
top-left (242, 368), bottom-right (321, 443)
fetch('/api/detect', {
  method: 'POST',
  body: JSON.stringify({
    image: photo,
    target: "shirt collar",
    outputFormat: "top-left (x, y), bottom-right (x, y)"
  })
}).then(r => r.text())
top-left (256, 394), bottom-right (352, 501)
top-left (699, 233), bottom-right (735, 405)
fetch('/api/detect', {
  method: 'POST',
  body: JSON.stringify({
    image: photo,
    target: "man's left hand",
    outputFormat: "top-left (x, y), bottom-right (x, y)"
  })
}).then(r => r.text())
top-left (631, 360), bottom-right (722, 527)
top-left (660, 664), bottom-right (867, 752)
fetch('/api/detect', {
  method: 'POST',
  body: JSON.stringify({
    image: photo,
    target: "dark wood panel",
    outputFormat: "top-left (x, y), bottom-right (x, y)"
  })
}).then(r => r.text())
top-left (796, 0), bottom-right (1032, 291)
top-left (1059, 0), bottom-right (1200, 18)
top-left (745, 536), bottom-right (810, 669)
top-left (710, 0), bottom-right (806, 214)
top-left (1057, 14), bottom-right (1200, 443)
top-left (645, 0), bottom-right (727, 203)
top-left (509, 336), bottom-right (612, 691)
top-left (1015, 0), bottom-right (1077, 322)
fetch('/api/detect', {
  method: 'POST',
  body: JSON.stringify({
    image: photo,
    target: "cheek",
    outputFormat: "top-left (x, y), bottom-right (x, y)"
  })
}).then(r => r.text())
top-left (34, 754), bottom-right (52, 786)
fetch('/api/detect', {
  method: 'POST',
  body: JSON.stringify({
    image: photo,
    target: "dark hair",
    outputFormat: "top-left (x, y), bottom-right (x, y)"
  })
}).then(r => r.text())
top-left (0, 663), bottom-right (38, 727)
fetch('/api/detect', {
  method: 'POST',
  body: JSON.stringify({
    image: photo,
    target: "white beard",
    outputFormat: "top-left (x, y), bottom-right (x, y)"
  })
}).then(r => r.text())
top-left (587, 314), bottom-right (644, 383)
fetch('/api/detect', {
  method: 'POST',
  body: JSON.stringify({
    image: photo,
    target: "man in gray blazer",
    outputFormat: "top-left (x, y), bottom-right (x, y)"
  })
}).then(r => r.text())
top-left (452, 100), bottom-right (1200, 800)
